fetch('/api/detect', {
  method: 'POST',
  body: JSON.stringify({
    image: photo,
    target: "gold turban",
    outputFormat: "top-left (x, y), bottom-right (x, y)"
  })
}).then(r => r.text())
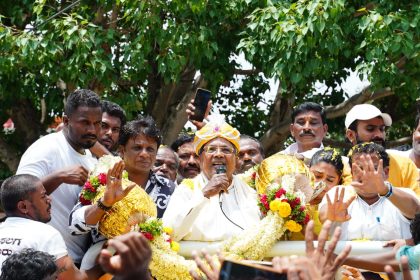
top-left (255, 153), bottom-right (314, 195)
top-left (193, 121), bottom-right (240, 155)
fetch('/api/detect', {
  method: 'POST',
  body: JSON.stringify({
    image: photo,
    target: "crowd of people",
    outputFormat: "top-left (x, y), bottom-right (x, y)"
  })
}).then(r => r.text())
top-left (0, 88), bottom-right (419, 280)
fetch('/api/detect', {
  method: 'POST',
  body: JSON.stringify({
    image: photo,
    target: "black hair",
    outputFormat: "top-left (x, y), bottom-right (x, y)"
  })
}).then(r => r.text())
top-left (101, 100), bottom-right (127, 126)
top-left (158, 146), bottom-right (180, 168)
top-left (291, 102), bottom-right (326, 124)
top-left (411, 213), bottom-right (420, 245)
top-left (119, 116), bottom-right (162, 147)
top-left (170, 134), bottom-right (194, 152)
top-left (415, 114), bottom-right (420, 130)
top-left (1, 175), bottom-right (40, 216)
top-left (240, 135), bottom-right (265, 158)
top-left (0, 248), bottom-right (57, 280)
top-left (310, 148), bottom-right (344, 179)
top-left (348, 142), bottom-right (390, 168)
top-left (64, 89), bottom-right (101, 117)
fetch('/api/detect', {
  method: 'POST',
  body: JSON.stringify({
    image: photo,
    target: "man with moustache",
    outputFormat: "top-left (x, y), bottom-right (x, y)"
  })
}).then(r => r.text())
top-left (17, 89), bottom-right (101, 266)
top-left (90, 101), bottom-right (126, 158)
top-left (171, 134), bottom-right (201, 182)
top-left (98, 101), bottom-right (126, 153)
top-left (236, 135), bottom-right (264, 174)
top-left (162, 121), bottom-right (260, 241)
top-left (281, 102), bottom-right (328, 159)
top-left (345, 104), bottom-right (419, 196)
top-left (0, 175), bottom-right (85, 279)
top-left (153, 146), bottom-right (179, 182)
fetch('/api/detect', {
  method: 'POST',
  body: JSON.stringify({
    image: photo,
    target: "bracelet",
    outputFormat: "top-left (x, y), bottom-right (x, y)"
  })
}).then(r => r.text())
top-left (97, 198), bottom-right (112, 211)
top-left (380, 181), bottom-right (393, 198)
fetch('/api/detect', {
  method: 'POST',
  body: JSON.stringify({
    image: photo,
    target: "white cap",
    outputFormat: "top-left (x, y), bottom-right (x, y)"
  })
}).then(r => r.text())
top-left (345, 104), bottom-right (392, 129)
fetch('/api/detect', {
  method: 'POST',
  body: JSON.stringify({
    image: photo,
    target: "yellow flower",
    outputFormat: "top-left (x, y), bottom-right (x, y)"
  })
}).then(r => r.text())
top-left (170, 241), bottom-right (180, 252)
top-left (277, 202), bottom-right (292, 218)
top-left (163, 226), bottom-right (173, 235)
top-left (269, 199), bottom-right (281, 211)
top-left (285, 220), bottom-right (302, 232)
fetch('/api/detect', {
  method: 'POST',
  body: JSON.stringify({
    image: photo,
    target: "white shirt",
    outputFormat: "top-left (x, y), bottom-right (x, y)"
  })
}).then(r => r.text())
top-left (162, 173), bottom-right (261, 241)
top-left (17, 131), bottom-right (97, 263)
top-left (281, 143), bottom-right (324, 164)
top-left (0, 217), bottom-right (67, 274)
top-left (319, 186), bottom-right (412, 241)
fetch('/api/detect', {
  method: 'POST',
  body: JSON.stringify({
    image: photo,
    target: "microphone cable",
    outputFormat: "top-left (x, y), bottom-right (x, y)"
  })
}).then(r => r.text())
top-left (219, 192), bottom-right (244, 231)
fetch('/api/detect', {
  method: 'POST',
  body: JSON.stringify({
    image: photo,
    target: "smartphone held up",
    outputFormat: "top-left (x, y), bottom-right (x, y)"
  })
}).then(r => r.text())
top-left (190, 88), bottom-right (211, 122)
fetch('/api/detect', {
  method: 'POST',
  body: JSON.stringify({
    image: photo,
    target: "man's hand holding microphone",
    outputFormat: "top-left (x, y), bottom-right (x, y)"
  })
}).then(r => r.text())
top-left (202, 165), bottom-right (230, 198)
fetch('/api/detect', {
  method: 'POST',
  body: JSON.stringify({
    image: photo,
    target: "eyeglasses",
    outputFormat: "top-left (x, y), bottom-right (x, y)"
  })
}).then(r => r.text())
top-left (203, 146), bottom-right (235, 155)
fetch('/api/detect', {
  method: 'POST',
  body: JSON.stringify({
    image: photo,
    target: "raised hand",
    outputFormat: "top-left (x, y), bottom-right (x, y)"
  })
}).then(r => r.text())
top-left (99, 232), bottom-right (152, 280)
top-left (341, 265), bottom-right (365, 280)
top-left (102, 160), bottom-right (136, 207)
top-left (186, 98), bottom-right (212, 130)
top-left (385, 256), bottom-right (414, 280)
top-left (189, 250), bottom-right (221, 280)
top-left (305, 220), bottom-right (352, 280)
top-left (326, 187), bottom-right (355, 222)
top-left (351, 155), bottom-right (388, 196)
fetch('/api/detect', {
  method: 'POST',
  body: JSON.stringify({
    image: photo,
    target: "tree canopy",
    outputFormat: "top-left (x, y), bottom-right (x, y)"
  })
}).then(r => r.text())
top-left (0, 0), bottom-right (419, 176)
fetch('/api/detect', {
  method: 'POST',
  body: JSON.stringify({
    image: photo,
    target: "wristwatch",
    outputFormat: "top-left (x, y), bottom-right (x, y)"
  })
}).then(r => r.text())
top-left (97, 198), bottom-right (112, 211)
top-left (380, 181), bottom-right (393, 198)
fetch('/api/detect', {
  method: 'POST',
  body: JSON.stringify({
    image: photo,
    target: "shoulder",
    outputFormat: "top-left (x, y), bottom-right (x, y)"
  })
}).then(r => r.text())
top-left (154, 174), bottom-right (176, 193)
top-left (179, 178), bottom-right (196, 190)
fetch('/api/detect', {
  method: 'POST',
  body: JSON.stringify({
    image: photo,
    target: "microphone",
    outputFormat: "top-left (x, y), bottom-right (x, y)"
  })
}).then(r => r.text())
top-left (216, 165), bottom-right (226, 203)
top-left (216, 165), bottom-right (226, 174)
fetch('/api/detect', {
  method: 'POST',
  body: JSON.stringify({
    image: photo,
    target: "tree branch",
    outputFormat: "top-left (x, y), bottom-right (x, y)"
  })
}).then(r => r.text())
top-left (233, 68), bottom-right (260, 75)
top-left (387, 136), bottom-right (411, 148)
top-left (325, 87), bottom-right (394, 119)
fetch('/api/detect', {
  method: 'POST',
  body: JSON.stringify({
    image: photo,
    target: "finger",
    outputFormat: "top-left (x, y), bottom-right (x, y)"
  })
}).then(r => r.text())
top-left (116, 160), bottom-right (125, 179)
top-left (272, 256), bottom-right (282, 271)
top-left (98, 248), bottom-right (117, 274)
top-left (334, 187), bottom-right (339, 203)
top-left (326, 193), bottom-right (332, 207)
top-left (384, 265), bottom-right (398, 280)
top-left (400, 256), bottom-right (412, 280)
top-left (107, 238), bottom-right (131, 268)
top-left (287, 266), bottom-right (300, 280)
top-left (333, 243), bottom-right (352, 269)
top-left (204, 100), bottom-right (212, 118)
top-left (324, 226), bottom-right (341, 260)
top-left (352, 163), bottom-right (363, 182)
top-left (304, 220), bottom-right (315, 255)
top-left (203, 252), bottom-right (218, 273)
top-left (344, 195), bottom-right (356, 208)
top-left (316, 220), bottom-right (332, 254)
top-left (189, 269), bottom-right (201, 280)
top-left (339, 187), bottom-right (346, 202)
top-left (377, 159), bottom-right (384, 176)
top-left (366, 154), bottom-right (375, 173)
top-left (194, 252), bottom-right (213, 277)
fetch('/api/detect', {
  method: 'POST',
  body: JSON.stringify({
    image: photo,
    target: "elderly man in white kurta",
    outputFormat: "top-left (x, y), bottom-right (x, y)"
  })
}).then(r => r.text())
top-left (162, 121), bottom-right (260, 241)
